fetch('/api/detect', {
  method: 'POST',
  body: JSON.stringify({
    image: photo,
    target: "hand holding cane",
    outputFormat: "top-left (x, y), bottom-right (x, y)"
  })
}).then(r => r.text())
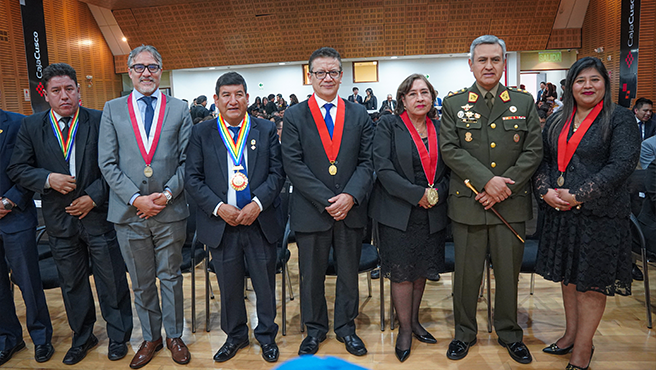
top-left (464, 179), bottom-right (525, 243)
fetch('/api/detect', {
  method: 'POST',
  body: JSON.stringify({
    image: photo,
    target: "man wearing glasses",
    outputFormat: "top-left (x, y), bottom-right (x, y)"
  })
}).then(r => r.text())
top-left (99, 45), bottom-right (192, 369)
top-left (281, 47), bottom-right (374, 357)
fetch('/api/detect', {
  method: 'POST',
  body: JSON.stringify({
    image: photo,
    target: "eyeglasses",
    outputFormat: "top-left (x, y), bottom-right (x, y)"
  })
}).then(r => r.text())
top-left (310, 70), bottom-right (342, 79)
top-left (130, 64), bottom-right (161, 73)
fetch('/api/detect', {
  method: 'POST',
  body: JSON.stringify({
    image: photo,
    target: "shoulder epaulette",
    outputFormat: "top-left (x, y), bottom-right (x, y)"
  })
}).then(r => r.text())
top-left (447, 87), bottom-right (468, 98)
top-left (508, 87), bottom-right (531, 95)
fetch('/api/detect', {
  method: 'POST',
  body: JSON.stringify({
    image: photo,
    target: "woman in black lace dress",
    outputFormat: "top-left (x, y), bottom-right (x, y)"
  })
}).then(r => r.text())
top-left (533, 57), bottom-right (640, 370)
top-left (369, 74), bottom-right (449, 362)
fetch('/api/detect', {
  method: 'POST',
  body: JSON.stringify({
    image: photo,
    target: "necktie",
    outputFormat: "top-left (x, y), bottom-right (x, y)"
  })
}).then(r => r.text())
top-left (324, 103), bottom-right (334, 138)
top-left (61, 117), bottom-right (71, 140)
top-left (141, 96), bottom-right (155, 136)
top-left (485, 92), bottom-right (494, 111)
top-left (228, 126), bottom-right (251, 209)
top-left (639, 122), bottom-right (644, 140)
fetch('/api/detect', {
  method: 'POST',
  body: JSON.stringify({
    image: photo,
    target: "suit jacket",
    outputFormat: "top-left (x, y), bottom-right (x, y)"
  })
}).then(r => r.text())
top-left (379, 100), bottom-right (396, 114)
top-left (640, 135), bottom-right (656, 169)
top-left (281, 98), bottom-right (374, 233)
top-left (440, 83), bottom-right (543, 225)
top-left (369, 114), bottom-right (449, 233)
top-left (185, 116), bottom-right (285, 247)
top-left (7, 107), bottom-right (113, 237)
top-left (347, 94), bottom-right (363, 105)
top-left (640, 117), bottom-right (656, 141)
top-left (98, 94), bottom-right (192, 225)
top-left (0, 109), bottom-right (37, 234)
top-left (265, 101), bottom-right (278, 115)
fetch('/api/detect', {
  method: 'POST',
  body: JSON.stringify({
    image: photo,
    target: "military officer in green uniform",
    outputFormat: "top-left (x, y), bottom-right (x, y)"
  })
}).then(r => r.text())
top-left (440, 35), bottom-right (542, 364)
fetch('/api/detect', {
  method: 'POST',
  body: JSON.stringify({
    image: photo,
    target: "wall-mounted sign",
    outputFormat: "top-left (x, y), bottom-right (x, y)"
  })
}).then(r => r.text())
top-left (538, 52), bottom-right (562, 63)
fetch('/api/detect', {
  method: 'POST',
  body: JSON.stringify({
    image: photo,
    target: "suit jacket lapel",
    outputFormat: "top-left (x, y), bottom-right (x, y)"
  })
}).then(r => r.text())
top-left (489, 84), bottom-right (510, 124)
top-left (470, 84), bottom-right (490, 119)
top-left (212, 123), bottom-right (229, 179)
top-left (0, 111), bottom-right (8, 151)
top-left (393, 117), bottom-right (415, 182)
top-left (246, 119), bottom-right (259, 175)
top-left (43, 110), bottom-right (70, 173)
top-left (75, 108), bottom-right (90, 177)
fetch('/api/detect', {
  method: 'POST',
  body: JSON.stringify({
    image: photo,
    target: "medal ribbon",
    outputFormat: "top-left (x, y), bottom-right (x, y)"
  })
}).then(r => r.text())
top-left (216, 113), bottom-right (250, 167)
top-left (399, 111), bottom-right (438, 186)
top-left (557, 101), bottom-right (603, 173)
top-left (127, 93), bottom-right (167, 166)
top-left (308, 94), bottom-right (345, 164)
top-left (49, 108), bottom-right (80, 162)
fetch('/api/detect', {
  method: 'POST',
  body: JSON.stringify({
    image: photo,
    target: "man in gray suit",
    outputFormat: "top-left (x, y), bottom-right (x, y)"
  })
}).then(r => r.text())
top-left (98, 45), bottom-right (192, 369)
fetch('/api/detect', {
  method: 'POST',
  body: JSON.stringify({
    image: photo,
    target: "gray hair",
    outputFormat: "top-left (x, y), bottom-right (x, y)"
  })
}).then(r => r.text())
top-left (469, 35), bottom-right (506, 61)
top-left (127, 45), bottom-right (163, 68)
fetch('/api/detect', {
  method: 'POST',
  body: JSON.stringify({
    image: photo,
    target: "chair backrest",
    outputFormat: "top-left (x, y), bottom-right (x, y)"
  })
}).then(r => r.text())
top-left (627, 169), bottom-right (647, 217)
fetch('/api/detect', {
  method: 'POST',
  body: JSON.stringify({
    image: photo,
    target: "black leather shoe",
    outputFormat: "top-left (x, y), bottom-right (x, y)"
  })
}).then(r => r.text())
top-left (498, 339), bottom-right (532, 364)
top-left (34, 343), bottom-right (54, 363)
top-left (543, 342), bottom-right (573, 355)
top-left (395, 346), bottom-right (411, 362)
top-left (261, 343), bottom-right (279, 363)
top-left (63, 334), bottom-right (98, 365)
top-left (632, 263), bottom-right (644, 281)
top-left (0, 340), bottom-right (26, 366)
top-left (108, 340), bottom-right (128, 361)
top-left (413, 331), bottom-right (437, 344)
top-left (427, 273), bottom-right (441, 282)
top-left (336, 334), bottom-right (367, 356)
top-left (566, 346), bottom-right (594, 370)
top-left (213, 338), bottom-right (249, 362)
top-left (298, 334), bottom-right (326, 355)
top-left (446, 338), bottom-right (476, 360)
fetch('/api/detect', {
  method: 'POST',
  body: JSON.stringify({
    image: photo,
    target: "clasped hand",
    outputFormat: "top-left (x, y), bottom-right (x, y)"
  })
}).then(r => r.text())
top-left (217, 202), bottom-right (261, 226)
top-left (325, 193), bottom-right (354, 221)
top-left (475, 176), bottom-right (514, 210)
top-left (134, 193), bottom-right (167, 219)
top-left (543, 188), bottom-right (577, 211)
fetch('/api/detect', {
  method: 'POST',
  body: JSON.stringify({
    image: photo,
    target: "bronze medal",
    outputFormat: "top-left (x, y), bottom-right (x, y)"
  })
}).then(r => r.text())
top-left (514, 133), bottom-right (520, 142)
top-left (329, 163), bottom-right (337, 176)
top-left (427, 187), bottom-right (439, 206)
top-left (230, 171), bottom-right (249, 191)
top-left (144, 165), bottom-right (153, 178)
top-left (465, 132), bottom-right (473, 142)
top-left (557, 174), bottom-right (565, 187)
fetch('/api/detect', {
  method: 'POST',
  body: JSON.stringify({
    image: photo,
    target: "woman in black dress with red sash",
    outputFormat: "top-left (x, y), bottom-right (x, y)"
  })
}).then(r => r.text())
top-left (533, 57), bottom-right (640, 370)
top-left (369, 74), bottom-right (449, 362)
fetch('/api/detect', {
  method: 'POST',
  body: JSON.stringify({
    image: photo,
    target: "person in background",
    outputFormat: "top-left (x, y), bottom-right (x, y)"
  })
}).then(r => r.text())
top-left (533, 57), bottom-right (639, 370)
top-left (348, 87), bottom-right (363, 104)
top-left (363, 88), bottom-right (377, 111)
top-left (289, 94), bottom-right (300, 107)
top-left (379, 94), bottom-right (396, 115)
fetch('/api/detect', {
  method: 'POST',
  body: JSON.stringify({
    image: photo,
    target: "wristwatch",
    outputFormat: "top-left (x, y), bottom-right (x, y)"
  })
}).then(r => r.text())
top-left (1, 198), bottom-right (14, 210)
top-left (163, 190), bottom-right (173, 204)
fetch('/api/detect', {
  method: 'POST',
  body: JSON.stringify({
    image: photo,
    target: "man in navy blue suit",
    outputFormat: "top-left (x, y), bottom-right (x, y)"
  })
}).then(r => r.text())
top-left (0, 95), bottom-right (54, 366)
top-left (185, 72), bottom-right (285, 363)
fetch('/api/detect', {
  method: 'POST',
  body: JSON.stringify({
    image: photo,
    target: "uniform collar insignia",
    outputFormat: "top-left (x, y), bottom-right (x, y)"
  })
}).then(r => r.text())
top-left (468, 92), bottom-right (478, 103)
top-left (499, 90), bottom-right (510, 103)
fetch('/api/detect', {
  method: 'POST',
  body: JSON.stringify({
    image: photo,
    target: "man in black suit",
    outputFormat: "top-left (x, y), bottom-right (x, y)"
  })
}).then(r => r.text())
top-left (185, 72), bottom-right (285, 363)
top-left (0, 100), bottom-right (54, 366)
top-left (189, 95), bottom-right (210, 120)
top-left (281, 47), bottom-right (374, 357)
top-left (265, 93), bottom-right (278, 115)
top-left (8, 63), bottom-right (132, 365)
top-left (634, 97), bottom-right (655, 141)
top-left (379, 94), bottom-right (396, 115)
top-left (347, 87), bottom-right (363, 104)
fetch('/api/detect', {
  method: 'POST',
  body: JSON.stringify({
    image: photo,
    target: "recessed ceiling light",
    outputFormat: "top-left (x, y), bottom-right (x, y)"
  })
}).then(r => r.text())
top-left (279, 62), bottom-right (286, 65)
top-left (209, 67), bottom-right (216, 70)
top-left (122, 37), bottom-right (127, 42)
top-left (391, 56), bottom-right (398, 59)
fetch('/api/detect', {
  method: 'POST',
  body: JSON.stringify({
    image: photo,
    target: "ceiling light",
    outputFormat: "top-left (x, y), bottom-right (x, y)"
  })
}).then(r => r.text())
top-left (279, 62), bottom-right (286, 65)
top-left (391, 56), bottom-right (398, 59)
top-left (122, 37), bottom-right (127, 42)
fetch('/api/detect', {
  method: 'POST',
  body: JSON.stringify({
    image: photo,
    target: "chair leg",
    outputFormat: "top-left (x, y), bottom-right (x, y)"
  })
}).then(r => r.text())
top-left (367, 271), bottom-right (372, 298)
top-left (298, 259), bottom-right (304, 333)
top-left (285, 262), bottom-right (294, 300)
top-left (191, 246), bottom-right (196, 333)
top-left (642, 248), bottom-right (653, 329)
top-left (282, 262), bottom-right (287, 336)
top-left (380, 270), bottom-right (385, 331)
top-left (530, 273), bottom-right (535, 295)
top-left (205, 244), bottom-right (211, 332)
top-left (486, 257), bottom-right (492, 333)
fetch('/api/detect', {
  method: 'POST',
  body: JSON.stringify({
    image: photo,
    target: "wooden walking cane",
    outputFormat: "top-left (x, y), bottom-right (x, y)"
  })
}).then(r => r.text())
top-left (464, 179), bottom-right (525, 243)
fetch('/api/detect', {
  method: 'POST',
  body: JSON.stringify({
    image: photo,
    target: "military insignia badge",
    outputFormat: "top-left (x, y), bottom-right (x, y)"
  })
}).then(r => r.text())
top-left (465, 132), bottom-right (473, 142)
top-left (509, 106), bottom-right (517, 113)
top-left (457, 111), bottom-right (465, 118)
top-left (474, 113), bottom-right (481, 119)
top-left (465, 111), bottom-right (474, 118)
top-left (461, 104), bottom-right (473, 111)
top-left (514, 133), bottom-right (520, 143)
top-left (499, 90), bottom-right (510, 103)
top-left (468, 93), bottom-right (478, 103)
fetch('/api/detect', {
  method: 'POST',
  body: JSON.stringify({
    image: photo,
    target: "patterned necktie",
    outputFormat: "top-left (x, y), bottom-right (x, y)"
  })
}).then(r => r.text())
top-left (323, 103), bottom-right (334, 138)
top-left (61, 117), bottom-right (71, 139)
top-left (485, 92), bottom-right (494, 111)
top-left (141, 96), bottom-right (155, 136)
top-left (228, 126), bottom-right (251, 209)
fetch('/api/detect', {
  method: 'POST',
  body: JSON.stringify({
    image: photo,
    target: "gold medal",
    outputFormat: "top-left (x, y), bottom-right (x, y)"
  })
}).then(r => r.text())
top-left (427, 187), bottom-right (439, 206)
top-left (329, 163), bottom-right (337, 176)
top-left (144, 165), bottom-right (153, 178)
top-left (230, 171), bottom-right (249, 191)
top-left (557, 174), bottom-right (565, 187)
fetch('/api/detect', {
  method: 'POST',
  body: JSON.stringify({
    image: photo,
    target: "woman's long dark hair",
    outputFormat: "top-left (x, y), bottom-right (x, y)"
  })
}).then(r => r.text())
top-left (254, 96), bottom-right (262, 106)
top-left (548, 57), bottom-right (613, 143)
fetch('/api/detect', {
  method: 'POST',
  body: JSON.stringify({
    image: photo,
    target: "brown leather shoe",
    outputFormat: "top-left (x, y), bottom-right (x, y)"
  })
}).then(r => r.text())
top-left (129, 338), bottom-right (163, 369)
top-left (166, 337), bottom-right (190, 365)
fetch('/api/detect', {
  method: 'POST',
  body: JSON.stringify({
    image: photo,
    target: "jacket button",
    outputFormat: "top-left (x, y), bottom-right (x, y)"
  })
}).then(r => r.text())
top-left (335, 184), bottom-right (340, 189)
top-left (466, 123), bottom-right (470, 128)
top-left (514, 124), bottom-right (519, 129)
top-left (142, 180), bottom-right (147, 184)
top-left (490, 123), bottom-right (496, 129)
top-left (490, 142), bottom-right (496, 148)
top-left (491, 162), bottom-right (497, 168)
top-left (456, 191), bottom-right (460, 195)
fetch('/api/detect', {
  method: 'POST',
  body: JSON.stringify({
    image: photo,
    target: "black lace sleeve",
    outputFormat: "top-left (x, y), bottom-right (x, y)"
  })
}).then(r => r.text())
top-left (533, 113), bottom-right (559, 198)
top-left (571, 107), bottom-right (640, 203)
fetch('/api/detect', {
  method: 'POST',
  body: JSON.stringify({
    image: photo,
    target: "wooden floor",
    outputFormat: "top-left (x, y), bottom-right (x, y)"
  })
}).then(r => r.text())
top-left (5, 246), bottom-right (656, 370)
